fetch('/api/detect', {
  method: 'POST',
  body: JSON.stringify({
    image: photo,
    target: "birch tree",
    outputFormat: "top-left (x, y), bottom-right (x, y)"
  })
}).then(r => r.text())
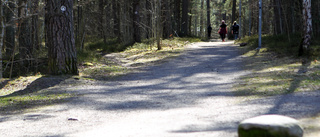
top-left (301, 0), bottom-right (312, 56)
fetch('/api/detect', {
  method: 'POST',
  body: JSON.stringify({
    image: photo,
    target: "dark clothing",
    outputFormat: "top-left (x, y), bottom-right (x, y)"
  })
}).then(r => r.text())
top-left (232, 24), bottom-right (239, 34)
top-left (207, 26), bottom-right (212, 38)
top-left (219, 23), bottom-right (227, 41)
top-left (220, 33), bottom-right (226, 40)
top-left (219, 24), bottom-right (227, 34)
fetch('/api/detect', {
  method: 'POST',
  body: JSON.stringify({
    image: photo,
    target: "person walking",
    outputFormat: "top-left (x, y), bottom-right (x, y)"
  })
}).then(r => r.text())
top-left (218, 20), bottom-right (227, 42)
top-left (207, 25), bottom-right (212, 38)
top-left (231, 21), bottom-right (239, 40)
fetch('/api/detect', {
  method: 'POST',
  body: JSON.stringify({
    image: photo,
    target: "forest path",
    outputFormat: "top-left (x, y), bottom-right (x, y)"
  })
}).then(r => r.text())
top-left (1, 40), bottom-right (320, 137)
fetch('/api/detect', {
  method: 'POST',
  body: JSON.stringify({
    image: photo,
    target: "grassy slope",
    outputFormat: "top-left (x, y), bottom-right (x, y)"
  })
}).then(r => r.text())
top-left (235, 34), bottom-right (320, 97)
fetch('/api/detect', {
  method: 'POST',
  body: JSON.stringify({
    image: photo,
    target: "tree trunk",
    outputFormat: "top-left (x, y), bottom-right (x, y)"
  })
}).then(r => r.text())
top-left (206, 0), bottom-right (210, 26)
top-left (156, 0), bottom-right (162, 50)
top-left (18, 0), bottom-right (32, 60)
top-left (181, 0), bottom-right (189, 37)
top-left (163, 0), bottom-right (172, 38)
top-left (248, 0), bottom-right (252, 36)
top-left (174, 0), bottom-right (181, 36)
top-left (0, 1), bottom-right (4, 78)
top-left (133, 0), bottom-right (141, 42)
top-left (5, 0), bottom-right (15, 60)
top-left (200, 0), bottom-right (204, 37)
top-left (31, 0), bottom-right (40, 50)
top-left (45, 0), bottom-right (78, 75)
top-left (301, 0), bottom-right (312, 56)
top-left (276, 0), bottom-right (283, 34)
top-left (232, 0), bottom-right (236, 23)
top-left (113, 0), bottom-right (121, 42)
top-left (99, 0), bottom-right (106, 43)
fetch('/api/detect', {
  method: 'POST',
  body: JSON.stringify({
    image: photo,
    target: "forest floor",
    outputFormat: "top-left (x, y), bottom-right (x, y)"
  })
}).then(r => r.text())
top-left (0, 40), bottom-right (320, 136)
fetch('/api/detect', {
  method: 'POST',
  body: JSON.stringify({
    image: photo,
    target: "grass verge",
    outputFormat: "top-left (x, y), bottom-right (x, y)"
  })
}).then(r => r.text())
top-left (0, 75), bottom-right (76, 115)
top-left (234, 34), bottom-right (320, 97)
top-left (79, 37), bottom-right (201, 80)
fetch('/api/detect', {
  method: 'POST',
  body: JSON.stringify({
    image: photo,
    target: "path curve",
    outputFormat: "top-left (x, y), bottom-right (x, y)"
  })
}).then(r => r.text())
top-left (1, 41), bottom-right (320, 137)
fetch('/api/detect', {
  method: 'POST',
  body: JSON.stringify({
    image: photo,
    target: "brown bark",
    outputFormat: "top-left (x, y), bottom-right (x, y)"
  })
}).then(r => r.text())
top-left (18, 0), bottom-right (32, 59)
top-left (5, 0), bottom-right (15, 59)
top-left (46, 0), bottom-right (78, 75)
top-left (181, 0), bottom-right (189, 36)
top-left (133, 0), bottom-right (141, 42)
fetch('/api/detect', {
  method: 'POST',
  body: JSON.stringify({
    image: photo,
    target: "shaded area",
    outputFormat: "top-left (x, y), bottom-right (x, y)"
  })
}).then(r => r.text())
top-left (67, 42), bottom-right (246, 111)
top-left (171, 91), bottom-right (320, 134)
top-left (0, 79), bottom-right (9, 90)
top-left (0, 76), bottom-right (74, 115)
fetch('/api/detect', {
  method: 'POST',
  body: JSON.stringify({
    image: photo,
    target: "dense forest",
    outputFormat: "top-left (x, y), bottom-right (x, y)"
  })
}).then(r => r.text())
top-left (0, 0), bottom-right (318, 78)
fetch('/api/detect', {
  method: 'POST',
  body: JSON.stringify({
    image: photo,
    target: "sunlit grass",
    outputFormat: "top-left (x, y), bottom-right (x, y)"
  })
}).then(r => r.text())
top-left (0, 75), bottom-right (76, 114)
top-left (234, 34), bottom-right (320, 98)
top-left (0, 76), bottom-right (42, 96)
top-left (79, 37), bottom-right (201, 79)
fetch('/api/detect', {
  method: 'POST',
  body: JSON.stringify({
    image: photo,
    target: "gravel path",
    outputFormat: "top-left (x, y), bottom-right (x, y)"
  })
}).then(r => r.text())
top-left (1, 41), bottom-right (320, 137)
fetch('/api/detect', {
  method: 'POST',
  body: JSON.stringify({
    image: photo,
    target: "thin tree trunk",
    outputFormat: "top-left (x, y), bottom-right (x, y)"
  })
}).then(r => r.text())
top-left (31, 0), bottom-right (39, 51)
top-left (174, 0), bottom-right (181, 35)
top-left (133, 0), bottom-right (141, 42)
top-left (5, 0), bottom-right (15, 60)
top-left (0, 1), bottom-right (4, 78)
top-left (113, 0), bottom-right (121, 42)
top-left (99, 0), bottom-right (106, 43)
top-left (181, 0), bottom-right (189, 37)
top-left (248, 0), bottom-right (252, 36)
top-left (206, 0), bottom-right (210, 26)
top-left (18, 0), bottom-right (32, 61)
top-left (276, 0), bottom-right (283, 34)
top-left (200, 0), bottom-right (204, 37)
top-left (156, 0), bottom-right (162, 50)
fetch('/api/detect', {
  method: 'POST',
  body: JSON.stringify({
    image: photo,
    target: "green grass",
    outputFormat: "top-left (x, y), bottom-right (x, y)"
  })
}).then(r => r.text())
top-left (0, 75), bottom-right (76, 114)
top-left (78, 37), bottom-right (201, 79)
top-left (234, 34), bottom-right (320, 98)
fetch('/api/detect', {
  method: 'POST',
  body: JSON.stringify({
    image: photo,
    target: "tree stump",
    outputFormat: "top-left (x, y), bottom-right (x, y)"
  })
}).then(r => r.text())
top-left (238, 115), bottom-right (303, 137)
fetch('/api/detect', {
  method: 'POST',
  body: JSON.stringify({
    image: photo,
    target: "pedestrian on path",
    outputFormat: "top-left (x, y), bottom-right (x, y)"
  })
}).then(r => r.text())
top-left (231, 21), bottom-right (239, 40)
top-left (218, 20), bottom-right (227, 42)
top-left (207, 25), bottom-right (212, 38)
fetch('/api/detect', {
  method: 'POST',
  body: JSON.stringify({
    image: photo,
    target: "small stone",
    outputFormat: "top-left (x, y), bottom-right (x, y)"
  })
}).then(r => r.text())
top-left (68, 118), bottom-right (79, 121)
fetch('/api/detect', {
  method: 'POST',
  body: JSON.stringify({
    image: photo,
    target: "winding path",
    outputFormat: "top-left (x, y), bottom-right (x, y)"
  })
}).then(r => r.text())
top-left (1, 41), bottom-right (319, 137)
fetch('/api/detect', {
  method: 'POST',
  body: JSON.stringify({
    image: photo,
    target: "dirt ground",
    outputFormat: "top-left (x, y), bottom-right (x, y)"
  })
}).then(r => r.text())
top-left (0, 40), bottom-right (319, 137)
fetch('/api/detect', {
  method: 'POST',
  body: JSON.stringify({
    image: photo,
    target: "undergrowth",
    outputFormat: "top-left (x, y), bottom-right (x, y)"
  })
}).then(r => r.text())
top-left (78, 37), bottom-right (201, 79)
top-left (234, 34), bottom-right (320, 97)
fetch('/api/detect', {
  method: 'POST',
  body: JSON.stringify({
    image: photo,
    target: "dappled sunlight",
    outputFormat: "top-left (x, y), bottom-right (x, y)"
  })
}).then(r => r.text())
top-left (0, 76), bottom-right (43, 96)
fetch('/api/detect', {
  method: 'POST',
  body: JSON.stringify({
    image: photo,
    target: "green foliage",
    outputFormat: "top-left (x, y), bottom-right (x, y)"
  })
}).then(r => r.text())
top-left (85, 38), bottom-right (125, 53)
top-left (238, 34), bottom-right (320, 59)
